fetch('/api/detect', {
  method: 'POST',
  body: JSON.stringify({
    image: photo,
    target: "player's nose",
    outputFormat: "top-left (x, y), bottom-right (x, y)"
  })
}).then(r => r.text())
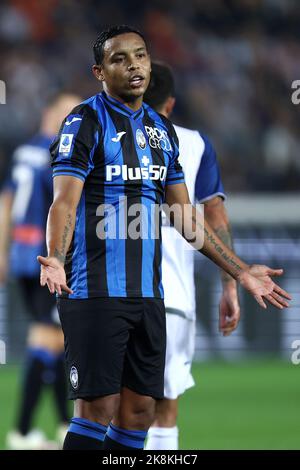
top-left (128, 62), bottom-right (139, 71)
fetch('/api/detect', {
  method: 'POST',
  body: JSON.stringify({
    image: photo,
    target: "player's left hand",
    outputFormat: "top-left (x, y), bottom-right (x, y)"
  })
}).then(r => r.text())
top-left (219, 281), bottom-right (240, 336)
top-left (238, 264), bottom-right (291, 309)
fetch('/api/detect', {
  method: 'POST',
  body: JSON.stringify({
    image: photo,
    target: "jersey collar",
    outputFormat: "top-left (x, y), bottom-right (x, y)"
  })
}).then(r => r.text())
top-left (101, 91), bottom-right (144, 120)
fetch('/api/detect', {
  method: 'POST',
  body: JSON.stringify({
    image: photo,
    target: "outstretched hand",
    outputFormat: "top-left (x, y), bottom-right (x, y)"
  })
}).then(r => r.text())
top-left (37, 255), bottom-right (73, 295)
top-left (238, 265), bottom-right (291, 309)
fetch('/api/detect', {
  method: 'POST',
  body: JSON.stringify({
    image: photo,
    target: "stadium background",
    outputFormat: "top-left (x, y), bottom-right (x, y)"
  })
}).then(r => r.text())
top-left (0, 0), bottom-right (299, 449)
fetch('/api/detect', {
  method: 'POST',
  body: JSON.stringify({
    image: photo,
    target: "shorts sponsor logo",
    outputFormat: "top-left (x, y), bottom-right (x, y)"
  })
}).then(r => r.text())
top-left (70, 366), bottom-right (78, 389)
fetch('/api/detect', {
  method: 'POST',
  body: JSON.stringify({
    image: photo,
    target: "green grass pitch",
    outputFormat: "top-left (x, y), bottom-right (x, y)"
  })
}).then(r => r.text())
top-left (0, 360), bottom-right (300, 450)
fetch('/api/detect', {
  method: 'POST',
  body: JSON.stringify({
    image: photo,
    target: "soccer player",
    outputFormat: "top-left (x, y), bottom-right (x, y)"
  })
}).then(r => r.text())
top-left (143, 62), bottom-right (240, 450)
top-left (37, 25), bottom-right (291, 451)
top-left (0, 93), bottom-right (81, 449)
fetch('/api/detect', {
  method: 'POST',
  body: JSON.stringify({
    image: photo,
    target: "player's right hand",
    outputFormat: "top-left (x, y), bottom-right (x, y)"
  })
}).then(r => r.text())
top-left (37, 255), bottom-right (73, 295)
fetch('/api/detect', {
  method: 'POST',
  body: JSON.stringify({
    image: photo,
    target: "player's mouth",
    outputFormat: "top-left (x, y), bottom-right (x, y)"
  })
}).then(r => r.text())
top-left (129, 75), bottom-right (145, 88)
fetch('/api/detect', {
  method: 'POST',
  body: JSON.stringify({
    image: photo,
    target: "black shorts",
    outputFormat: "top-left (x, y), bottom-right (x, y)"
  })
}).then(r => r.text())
top-left (57, 297), bottom-right (166, 400)
top-left (18, 277), bottom-right (58, 326)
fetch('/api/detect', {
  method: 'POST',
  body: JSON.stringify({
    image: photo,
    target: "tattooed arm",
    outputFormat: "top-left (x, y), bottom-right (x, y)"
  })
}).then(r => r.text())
top-left (204, 197), bottom-right (235, 285)
top-left (37, 175), bottom-right (84, 294)
top-left (165, 183), bottom-right (291, 310)
top-left (204, 196), bottom-right (240, 335)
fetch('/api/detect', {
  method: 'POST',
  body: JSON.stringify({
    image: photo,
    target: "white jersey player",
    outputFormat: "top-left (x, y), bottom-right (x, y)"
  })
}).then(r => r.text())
top-left (144, 63), bottom-right (241, 450)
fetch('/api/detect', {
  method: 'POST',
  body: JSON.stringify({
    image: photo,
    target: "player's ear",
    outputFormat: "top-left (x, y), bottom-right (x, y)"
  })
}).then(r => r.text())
top-left (92, 64), bottom-right (105, 82)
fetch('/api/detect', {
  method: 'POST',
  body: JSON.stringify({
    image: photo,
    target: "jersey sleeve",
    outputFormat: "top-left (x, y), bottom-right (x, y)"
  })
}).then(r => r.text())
top-left (195, 134), bottom-right (226, 202)
top-left (50, 105), bottom-right (100, 182)
top-left (165, 123), bottom-right (185, 186)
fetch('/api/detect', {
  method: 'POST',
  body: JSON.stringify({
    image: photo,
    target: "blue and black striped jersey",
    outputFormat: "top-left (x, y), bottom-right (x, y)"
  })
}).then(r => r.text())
top-left (50, 91), bottom-right (185, 299)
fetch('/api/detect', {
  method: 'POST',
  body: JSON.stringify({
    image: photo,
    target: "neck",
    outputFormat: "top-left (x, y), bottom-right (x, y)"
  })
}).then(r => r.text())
top-left (104, 88), bottom-right (143, 111)
top-left (158, 107), bottom-right (168, 118)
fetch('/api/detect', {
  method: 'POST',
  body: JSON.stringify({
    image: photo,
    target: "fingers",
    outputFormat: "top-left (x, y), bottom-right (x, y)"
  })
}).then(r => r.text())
top-left (266, 268), bottom-right (283, 277)
top-left (47, 279), bottom-right (55, 294)
top-left (37, 255), bottom-right (57, 269)
top-left (254, 294), bottom-right (267, 309)
top-left (40, 267), bottom-right (48, 287)
top-left (273, 284), bottom-right (292, 300)
top-left (40, 268), bottom-right (73, 295)
top-left (221, 325), bottom-right (236, 336)
top-left (255, 292), bottom-right (289, 310)
top-left (264, 291), bottom-right (290, 309)
top-left (55, 283), bottom-right (62, 296)
top-left (45, 279), bottom-right (72, 295)
top-left (37, 255), bottom-right (50, 267)
top-left (62, 284), bottom-right (73, 294)
top-left (270, 291), bottom-right (290, 308)
top-left (219, 316), bottom-right (239, 336)
top-left (264, 293), bottom-right (284, 309)
top-left (221, 326), bottom-right (237, 336)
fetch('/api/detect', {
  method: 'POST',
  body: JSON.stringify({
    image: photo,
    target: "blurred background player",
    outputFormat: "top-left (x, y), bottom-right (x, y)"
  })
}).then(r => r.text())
top-left (144, 63), bottom-right (241, 450)
top-left (0, 93), bottom-right (81, 449)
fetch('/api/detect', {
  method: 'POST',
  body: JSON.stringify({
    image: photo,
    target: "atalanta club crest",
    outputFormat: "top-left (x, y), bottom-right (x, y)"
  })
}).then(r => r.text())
top-left (136, 128), bottom-right (147, 149)
top-left (70, 366), bottom-right (78, 389)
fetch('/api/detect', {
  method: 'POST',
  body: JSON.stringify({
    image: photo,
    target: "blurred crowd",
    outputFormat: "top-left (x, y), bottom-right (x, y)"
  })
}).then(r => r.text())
top-left (0, 0), bottom-right (300, 192)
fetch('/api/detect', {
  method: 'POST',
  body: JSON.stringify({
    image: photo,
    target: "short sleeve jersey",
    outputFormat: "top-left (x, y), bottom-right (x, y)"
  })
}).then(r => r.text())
top-left (50, 92), bottom-right (185, 299)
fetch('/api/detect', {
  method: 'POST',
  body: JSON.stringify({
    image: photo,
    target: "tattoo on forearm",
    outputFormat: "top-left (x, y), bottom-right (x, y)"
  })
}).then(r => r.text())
top-left (54, 214), bottom-right (73, 264)
top-left (203, 227), bottom-right (241, 274)
top-left (214, 225), bottom-right (236, 283)
top-left (191, 214), bottom-right (241, 275)
top-left (54, 248), bottom-right (66, 264)
top-left (215, 225), bottom-right (233, 250)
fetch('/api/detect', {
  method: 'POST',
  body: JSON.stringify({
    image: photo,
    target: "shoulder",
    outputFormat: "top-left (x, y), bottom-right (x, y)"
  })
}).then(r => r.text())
top-left (143, 103), bottom-right (174, 133)
top-left (174, 124), bottom-right (203, 142)
top-left (173, 125), bottom-right (206, 159)
top-left (175, 127), bottom-right (213, 152)
top-left (71, 98), bottom-right (98, 119)
top-left (198, 132), bottom-right (216, 155)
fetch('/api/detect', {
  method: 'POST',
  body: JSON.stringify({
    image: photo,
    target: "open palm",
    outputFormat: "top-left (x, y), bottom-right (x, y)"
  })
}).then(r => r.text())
top-left (238, 264), bottom-right (291, 309)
